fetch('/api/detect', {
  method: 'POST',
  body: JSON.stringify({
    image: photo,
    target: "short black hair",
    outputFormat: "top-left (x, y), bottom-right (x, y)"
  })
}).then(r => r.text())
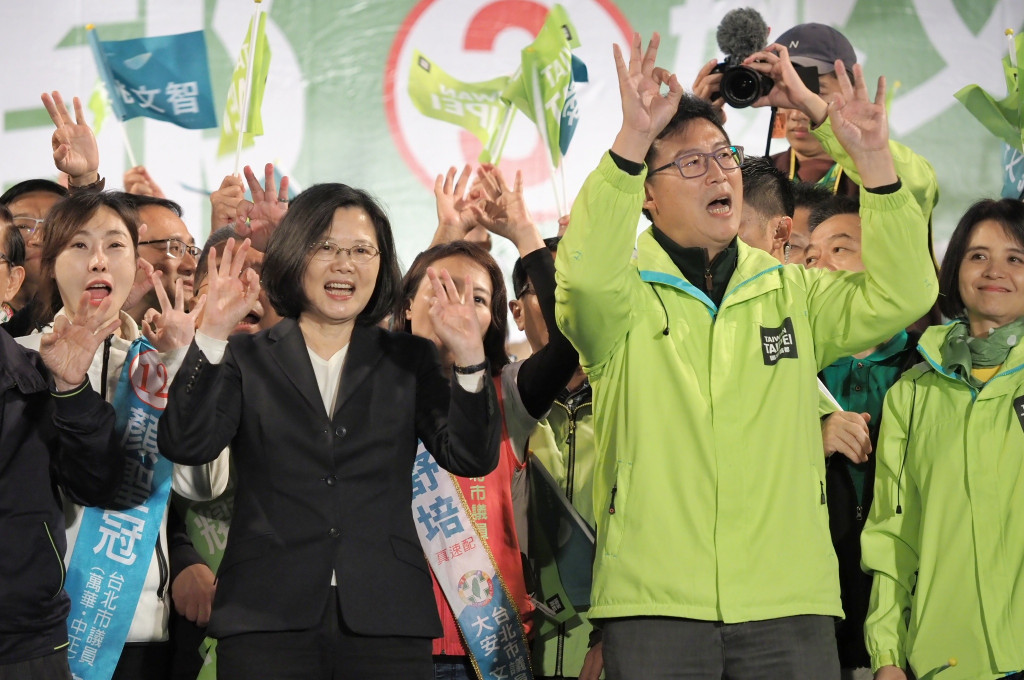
top-left (0, 179), bottom-right (68, 206)
top-left (808, 195), bottom-right (860, 232)
top-left (642, 94), bottom-right (731, 224)
top-left (741, 156), bottom-right (794, 220)
top-left (393, 241), bottom-right (510, 377)
top-left (123, 194), bottom-right (183, 218)
top-left (938, 198), bottom-right (1024, 319)
top-left (791, 181), bottom-right (834, 211)
top-left (193, 226), bottom-right (242, 289)
top-left (261, 183), bottom-right (400, 325)
top-left (511, 236), bottom-right (560, 299)
top-left (0, 204), bottom-right (25, 266)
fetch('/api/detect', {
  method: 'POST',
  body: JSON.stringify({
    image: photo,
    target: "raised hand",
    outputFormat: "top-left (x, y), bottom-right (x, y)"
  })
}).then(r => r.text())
top-left (828, 61), bottom-right (889, 154)
top-left (198, 238), bottom-right (261, 341)
top-left (122, 255), bottom-right (156, 312)
top-left (611, 32), bottom-right (684, 162)
top-left (431, 165), bottom-right (486, 247)
top-left (123, 166), bottom-right (166, 198)
top-left (235, 163), bottom-right (289, 251)
top-left (41, 91), bottom-right (100, 186)
top-left (692, 58), bottom-right (727, 123)
top-left (474, 166), bottom-right (544, 256)
top-left (39, 292), bottom-right (122, 391)
top-left (141, 272), bottom-right (205, 352)
top-left (211, 174), bottom-right (246, 229)
top-left (426, 267), bottom-right (485, 369)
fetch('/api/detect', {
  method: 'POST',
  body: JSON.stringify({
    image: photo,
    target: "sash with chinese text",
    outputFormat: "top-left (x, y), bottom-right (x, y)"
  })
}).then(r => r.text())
top-left (412, 442), bottom-right (533, 680)
top-left (64, 337), bottom-right (173, 680)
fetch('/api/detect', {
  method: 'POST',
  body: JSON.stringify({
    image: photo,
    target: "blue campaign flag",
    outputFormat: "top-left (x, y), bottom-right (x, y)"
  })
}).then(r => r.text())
top-left (87, 27), bottom-right (217, 130)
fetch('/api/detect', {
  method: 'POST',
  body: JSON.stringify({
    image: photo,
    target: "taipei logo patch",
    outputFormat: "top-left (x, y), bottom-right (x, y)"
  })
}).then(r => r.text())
top-left (760, 318), bottom-right (798, 365)
top-left (1014, 395), bottom-right (1024, 433)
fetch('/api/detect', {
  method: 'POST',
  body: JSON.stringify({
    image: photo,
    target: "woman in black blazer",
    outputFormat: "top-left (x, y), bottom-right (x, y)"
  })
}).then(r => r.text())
top-left (157, 183), bottom-right (501, 680)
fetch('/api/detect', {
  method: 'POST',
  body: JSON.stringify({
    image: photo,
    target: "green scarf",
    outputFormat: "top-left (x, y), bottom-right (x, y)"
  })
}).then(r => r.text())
top-left (940, 317), bottom-right (1024, 388)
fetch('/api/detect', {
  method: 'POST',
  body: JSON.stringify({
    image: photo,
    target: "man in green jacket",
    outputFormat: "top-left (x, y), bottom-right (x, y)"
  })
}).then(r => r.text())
top-left (554, 34), bottom-right (937, 679)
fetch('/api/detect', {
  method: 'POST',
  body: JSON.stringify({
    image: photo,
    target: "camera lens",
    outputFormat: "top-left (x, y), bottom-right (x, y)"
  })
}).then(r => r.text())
top-left (720, 65), bottom-right (771, 108)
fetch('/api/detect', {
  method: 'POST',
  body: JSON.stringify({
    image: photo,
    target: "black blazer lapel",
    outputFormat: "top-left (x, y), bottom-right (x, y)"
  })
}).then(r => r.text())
top-left (332, 324), bottom-right (385, 420)
top-left (267, 318), bottom-right (327, 418)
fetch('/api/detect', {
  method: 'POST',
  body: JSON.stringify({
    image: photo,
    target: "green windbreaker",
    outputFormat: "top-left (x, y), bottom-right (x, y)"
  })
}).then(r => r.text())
top-left (862, 323), bottom-right (1024, 679)
top-left (555, 153), bottom-right (936, 623)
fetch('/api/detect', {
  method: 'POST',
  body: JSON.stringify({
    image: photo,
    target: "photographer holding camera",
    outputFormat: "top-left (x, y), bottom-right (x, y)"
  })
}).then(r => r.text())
top-left (695, 21), bottom-right (938, 250)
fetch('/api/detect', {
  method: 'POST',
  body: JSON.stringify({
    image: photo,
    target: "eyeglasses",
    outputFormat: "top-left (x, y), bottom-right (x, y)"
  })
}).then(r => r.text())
top-left (0, 253), bottom-right (10, 268)
top-left (139, 238), bottom-right (201, 259)
top-left (516, 283), bottom-right (535, 298)
top-left (12, 216), bottom-right (45, 236)
top-left (650, 145), bottom-right (744, 179)
top-left (309, 241), bottom-right (380, 264)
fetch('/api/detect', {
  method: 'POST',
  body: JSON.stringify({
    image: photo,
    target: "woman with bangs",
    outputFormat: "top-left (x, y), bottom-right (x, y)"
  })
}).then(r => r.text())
top-left (397, 166), bottom-right (581, 680)
top-left (16, 189), bottom-right (222, 680)
top-left (863, 198), bottom-right (1024, 680)
top-left (157, 182), bottom-right (501, 679)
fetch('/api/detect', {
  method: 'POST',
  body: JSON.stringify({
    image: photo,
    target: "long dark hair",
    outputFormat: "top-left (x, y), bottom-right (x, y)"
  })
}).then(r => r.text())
top-left (262, 183), bottom-right (400, 325)
top-left (938, 198), bottom-right (1024, 319)
top-left (393, 241), bottom-right (509, 377)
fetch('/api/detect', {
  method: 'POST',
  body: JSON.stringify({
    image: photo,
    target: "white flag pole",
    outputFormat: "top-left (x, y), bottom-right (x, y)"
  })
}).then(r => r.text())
top-left (233, 0), bottom-right (263, 175)
top-left (529, 59), bottom-right (565, 217)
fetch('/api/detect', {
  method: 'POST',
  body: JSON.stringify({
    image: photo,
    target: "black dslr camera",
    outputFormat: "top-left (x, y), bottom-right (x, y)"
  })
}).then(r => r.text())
top-left (711, 7), bottom-right (819, 108)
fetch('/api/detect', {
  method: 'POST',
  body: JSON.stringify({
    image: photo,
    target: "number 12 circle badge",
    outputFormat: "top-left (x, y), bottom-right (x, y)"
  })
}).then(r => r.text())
top-left (130, 349), bottom-right (169, 410)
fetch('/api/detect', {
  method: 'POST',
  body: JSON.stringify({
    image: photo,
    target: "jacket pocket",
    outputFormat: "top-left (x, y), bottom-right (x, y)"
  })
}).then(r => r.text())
top-left (391, 535), bottom-right (429, 575)
top-left (43, 521), bottom-right (66, 599)
top-left (602, 461), bottom-right (632, 557)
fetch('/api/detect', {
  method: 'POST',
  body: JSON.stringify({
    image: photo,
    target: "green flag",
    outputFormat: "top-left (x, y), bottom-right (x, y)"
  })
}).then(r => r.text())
top-left (501, 4), bottom-right (584, 166)
top-left (87, 78), bottom-right (108, 134)
top-left (218, 11), bottom-right (272, 157)
top-left (954, 31), bottom-right (1024, 151)
top-left (407, 50), bottom-right (511, 163)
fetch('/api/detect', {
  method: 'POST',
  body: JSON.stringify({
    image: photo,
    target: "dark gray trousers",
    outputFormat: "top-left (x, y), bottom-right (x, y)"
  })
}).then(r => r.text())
top-left (603, 615), bottom-right (840, 680)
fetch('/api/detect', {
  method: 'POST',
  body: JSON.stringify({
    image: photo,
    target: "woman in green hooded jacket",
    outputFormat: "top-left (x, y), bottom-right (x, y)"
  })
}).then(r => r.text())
top-left (863, 198), bottom-right (1024, 680)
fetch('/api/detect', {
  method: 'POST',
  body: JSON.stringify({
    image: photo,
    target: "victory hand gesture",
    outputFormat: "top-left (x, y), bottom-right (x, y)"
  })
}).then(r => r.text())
top-left (40, 293), bottom-right (122, 392)
top-left (474, 166), bottom-right (544, 256)
top-left (41, 91), bottom-right (100, 186)
top-left (426, 267), bottom-right (486, 369)
top-left (612, 32), bottom-right (684, 162)
top-left (142, 273), bottom-right (206, 352)
top-left (197, 238), bottom-right (261, 341)
top-left (235, 163), bottom-right (289, 251)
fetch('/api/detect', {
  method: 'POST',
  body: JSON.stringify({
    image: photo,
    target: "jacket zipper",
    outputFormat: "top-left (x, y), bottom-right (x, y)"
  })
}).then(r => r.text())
top-left (703, 249), bottom-right (713, 291)
top-left (819, 480), bottom-right (826, 505)
top-left (44, 521), bottom-right (67, 599)
top-left (609, 485), bottom-right (618, 514)
top-left (156, 534), bottom-right (169, 599)
top-left (555, 393), bottom-right (590, 676)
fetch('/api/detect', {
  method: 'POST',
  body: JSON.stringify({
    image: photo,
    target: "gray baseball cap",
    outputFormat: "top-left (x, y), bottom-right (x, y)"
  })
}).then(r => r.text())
top-left (775, 23), bottom-right (856, 75)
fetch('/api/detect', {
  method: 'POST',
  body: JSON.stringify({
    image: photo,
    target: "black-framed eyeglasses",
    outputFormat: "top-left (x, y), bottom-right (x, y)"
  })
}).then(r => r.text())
top-left (139, 238), bottom-right (200, 259)
top-left (12, 216), bottom-right (45, 236)
top-left (650, 145), bottom-right (744, 179)
top-left (0, 253), bottom-right (11, 268)
top-left (515, 282), bottom-right (536, 299)
top-left (308, 241), bottom-right (380, 264)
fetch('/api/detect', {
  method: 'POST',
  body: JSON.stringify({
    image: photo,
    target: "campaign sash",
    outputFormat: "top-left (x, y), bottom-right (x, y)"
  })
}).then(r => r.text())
top-left (412, 443), bottom-right (533, 680)
top-left (65, 337), bottom-right (173, 680)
